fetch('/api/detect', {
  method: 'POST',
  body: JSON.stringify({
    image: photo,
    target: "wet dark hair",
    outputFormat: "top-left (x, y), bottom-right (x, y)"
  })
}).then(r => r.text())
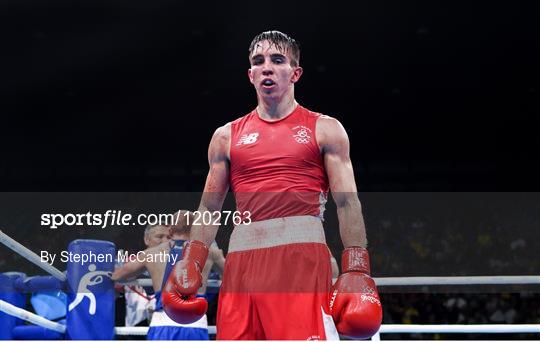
top-left (248, 30), bottom-right (300, 67)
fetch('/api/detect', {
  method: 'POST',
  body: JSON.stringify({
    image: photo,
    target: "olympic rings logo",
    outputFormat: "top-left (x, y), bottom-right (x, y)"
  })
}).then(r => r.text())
top-left (293, 128), bottom-right (311, 144)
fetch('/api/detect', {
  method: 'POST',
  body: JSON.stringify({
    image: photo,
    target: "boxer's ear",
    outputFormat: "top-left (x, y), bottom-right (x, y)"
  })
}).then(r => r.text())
top-left (291, 66), bottom-right (303, 83)
top-left (248, 68), bottom-right (254, 84)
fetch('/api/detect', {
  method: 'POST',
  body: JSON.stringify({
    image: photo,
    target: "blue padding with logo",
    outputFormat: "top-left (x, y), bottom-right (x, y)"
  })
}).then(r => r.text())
top-left (65, 240), bottom-right (115, 340)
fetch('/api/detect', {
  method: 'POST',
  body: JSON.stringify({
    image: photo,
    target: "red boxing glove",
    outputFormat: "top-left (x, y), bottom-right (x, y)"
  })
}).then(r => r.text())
top-left (162, 240), bottom-right (209, 324)
top-left (329, 246), bottom-right (383, 339)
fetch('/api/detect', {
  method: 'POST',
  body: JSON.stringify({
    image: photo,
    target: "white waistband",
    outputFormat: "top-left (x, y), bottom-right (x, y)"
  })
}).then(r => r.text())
top-left (150, 310), bottom-right (208, 329)
top-left (228, 215), bottom-right (327, 252)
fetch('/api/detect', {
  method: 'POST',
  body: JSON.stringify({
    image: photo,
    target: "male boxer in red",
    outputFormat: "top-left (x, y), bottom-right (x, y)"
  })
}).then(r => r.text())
top-left (162, 31), bottom-right (382, 340)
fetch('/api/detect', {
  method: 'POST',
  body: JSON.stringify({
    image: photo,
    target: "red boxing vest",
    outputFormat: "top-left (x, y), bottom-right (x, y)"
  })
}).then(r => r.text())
top-left (230, 105), bottom-right (329, 222)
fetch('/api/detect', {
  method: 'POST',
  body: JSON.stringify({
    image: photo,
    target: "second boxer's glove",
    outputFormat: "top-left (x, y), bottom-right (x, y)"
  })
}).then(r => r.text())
top-left (329, 246), bottom-right (383, 339)
top-left (162, 240), bottom-right (209, 324)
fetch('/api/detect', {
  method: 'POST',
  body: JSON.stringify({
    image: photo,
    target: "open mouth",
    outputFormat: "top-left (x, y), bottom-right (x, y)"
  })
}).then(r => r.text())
top-left (261, 79), bottom-right (275, 87)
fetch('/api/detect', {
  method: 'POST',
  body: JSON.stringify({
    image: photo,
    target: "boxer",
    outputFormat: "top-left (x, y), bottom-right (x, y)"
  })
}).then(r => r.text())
top-left (112, 211), bottom-right (224, 340)
top-left (163, 31), bottom-right (382, 339)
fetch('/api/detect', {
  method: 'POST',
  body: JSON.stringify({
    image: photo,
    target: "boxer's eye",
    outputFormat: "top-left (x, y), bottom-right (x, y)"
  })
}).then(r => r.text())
top-left (252, 56), bottom-right (264, 65)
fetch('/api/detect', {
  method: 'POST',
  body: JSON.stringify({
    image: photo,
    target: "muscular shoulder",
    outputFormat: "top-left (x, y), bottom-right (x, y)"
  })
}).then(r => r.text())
top-left (316, 115), bottom-right (349, 153)
top-left (213, 122), bottom-right (231, 143)
top-left (317, 114), bottom-right (345, 131)
top-left (209, 122), bottom-right (232, 161)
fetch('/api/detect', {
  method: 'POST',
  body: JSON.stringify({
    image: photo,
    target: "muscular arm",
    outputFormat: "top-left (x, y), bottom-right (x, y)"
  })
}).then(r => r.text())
top-left (318, 116), bottom-right (367, 248)
top-left (111, 244), bottom-right (168, 291)
top-left (191, 124), bottom-right (231, 247)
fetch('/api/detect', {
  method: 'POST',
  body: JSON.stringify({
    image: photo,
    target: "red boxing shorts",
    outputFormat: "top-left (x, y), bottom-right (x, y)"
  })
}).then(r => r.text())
top-left (216, 216), bottom-right (339, 340)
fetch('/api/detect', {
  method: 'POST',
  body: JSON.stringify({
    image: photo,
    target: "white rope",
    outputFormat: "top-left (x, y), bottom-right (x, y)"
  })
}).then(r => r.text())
top-left (132, 278), bottom-right (221, 288)
top-left (114, 327), bottom-right (148, 336)
top-left (132, 276), bottom-right (539, 288)
top-left (114, 324), bottom-right (540, 336)
top-left (0, 230), bottom-right (66, 282)
top-left (374, 275), bottom-right (540, 286)
top-left (114, 325), bottom-right (217, 335)
top-left (379, 324), bottom-right (540, 334)
top-left (0, 299), bottom-right (66, 334)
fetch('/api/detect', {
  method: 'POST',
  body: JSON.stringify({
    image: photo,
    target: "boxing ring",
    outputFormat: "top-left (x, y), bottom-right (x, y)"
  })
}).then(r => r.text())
top-left (1, 230), bottom-right (539, 340)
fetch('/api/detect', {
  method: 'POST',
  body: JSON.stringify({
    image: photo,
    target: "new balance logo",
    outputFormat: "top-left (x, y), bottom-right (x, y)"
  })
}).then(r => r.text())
top-left (236, 133), bottom-right (259, 146)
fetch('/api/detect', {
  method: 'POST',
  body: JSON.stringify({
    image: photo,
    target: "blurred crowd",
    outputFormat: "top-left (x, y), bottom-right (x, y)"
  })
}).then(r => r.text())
top-left (365, 196), bottom-right (539, 277)
top-left (381, 292), bottom-right (540, 340)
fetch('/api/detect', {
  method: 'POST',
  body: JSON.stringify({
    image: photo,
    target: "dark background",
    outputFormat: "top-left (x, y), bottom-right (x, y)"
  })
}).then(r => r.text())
top-left (1, 3), bottom-right (540, 336)
top-left (1, 0), bottom-right (539, 191)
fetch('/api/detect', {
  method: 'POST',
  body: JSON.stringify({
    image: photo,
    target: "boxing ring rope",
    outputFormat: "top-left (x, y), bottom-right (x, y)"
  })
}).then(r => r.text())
top-left (133, 275), bottom-right (540, 288)
top-left (0, 230), bottom-right (66, 282)
top-left (374, 275), bottom-right (540, 286)
top-left (119, 275), bottom-right (540, 338)
top-left (369, 324), bottom-right (540, 341)
top-left (134, 278), bottom-right (222, 288)
top-left (378, 324), bottom-right (540, 334)
top-left (0, 299), bottom-right (66, 334)
top-left (1, 230), bottom-right (539, 339)
top-left (3, 295), bottom-right (539, 339)
top-left (3, 300), bottom-right (538, 338)
top-left (113, 324), bottom-right (540, 337)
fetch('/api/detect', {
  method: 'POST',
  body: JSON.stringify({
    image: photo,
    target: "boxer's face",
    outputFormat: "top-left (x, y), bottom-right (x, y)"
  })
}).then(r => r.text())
top-left (248, 40), bottom-right (302, 99)
top-left (144, 226), bottom-right (170, 247)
